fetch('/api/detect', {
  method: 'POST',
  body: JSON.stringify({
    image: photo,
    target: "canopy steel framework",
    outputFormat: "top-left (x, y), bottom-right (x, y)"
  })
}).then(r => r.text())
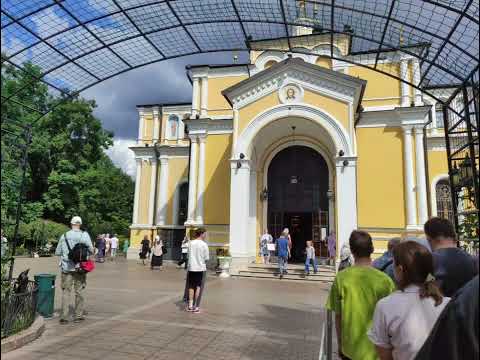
top-left (1, 0), bottom-right (479, 250)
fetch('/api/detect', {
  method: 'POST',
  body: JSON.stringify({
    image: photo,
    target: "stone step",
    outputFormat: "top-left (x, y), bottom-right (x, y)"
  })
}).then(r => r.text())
top-left (245, 267), bottom-right (335, 276)
top-left (235, 271), bottom-right (334, 282)
top-left (247, 263), bottom-right (335, 274)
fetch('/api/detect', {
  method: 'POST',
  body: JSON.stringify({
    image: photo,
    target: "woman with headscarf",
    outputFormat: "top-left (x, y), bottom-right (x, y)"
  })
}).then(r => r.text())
top-left (338, 243), bottom-right (354, 271)
top-left (150, 233), bottom-right (163, 270)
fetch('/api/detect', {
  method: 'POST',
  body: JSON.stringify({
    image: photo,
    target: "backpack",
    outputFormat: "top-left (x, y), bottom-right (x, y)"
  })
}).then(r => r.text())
top-left (64, 232), bottom-right (90, 264)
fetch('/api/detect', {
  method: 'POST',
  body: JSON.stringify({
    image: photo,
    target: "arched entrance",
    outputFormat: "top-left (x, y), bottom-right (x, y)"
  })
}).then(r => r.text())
top-left (267, 146), bottom-right (329, 261)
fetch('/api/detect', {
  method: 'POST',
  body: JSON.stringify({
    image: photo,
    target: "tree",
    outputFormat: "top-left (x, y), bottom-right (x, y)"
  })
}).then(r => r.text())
top-left (1, 61), bottom-right (133, 241)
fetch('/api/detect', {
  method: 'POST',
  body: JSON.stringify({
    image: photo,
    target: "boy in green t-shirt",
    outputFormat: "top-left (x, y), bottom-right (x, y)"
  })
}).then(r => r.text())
top-left (326, 230), bottom-right (395, 360)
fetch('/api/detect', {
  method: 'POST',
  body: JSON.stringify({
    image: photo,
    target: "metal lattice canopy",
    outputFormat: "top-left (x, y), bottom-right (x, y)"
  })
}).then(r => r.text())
top-left (1, 0), bottom-right (479, 105)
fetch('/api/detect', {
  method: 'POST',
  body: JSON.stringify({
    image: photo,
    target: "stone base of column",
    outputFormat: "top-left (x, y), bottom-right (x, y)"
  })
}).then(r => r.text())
top-left (229, 256), bottom-right (255, 275)
top-left (126, 247), bottom-right (140, 260)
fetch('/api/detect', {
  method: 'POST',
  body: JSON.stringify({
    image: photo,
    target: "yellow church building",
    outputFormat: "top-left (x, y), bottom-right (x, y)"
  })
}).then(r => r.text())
top-left (128, 28), bottom-right (453, 270)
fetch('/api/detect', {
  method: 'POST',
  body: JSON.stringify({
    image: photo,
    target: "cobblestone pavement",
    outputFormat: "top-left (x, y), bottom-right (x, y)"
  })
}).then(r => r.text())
top-left (5, 257), bottom-right (334, 360)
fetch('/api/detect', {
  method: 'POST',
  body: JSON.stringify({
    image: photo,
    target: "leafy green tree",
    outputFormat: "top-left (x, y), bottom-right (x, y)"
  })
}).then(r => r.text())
top-left (2, 61), bottom-right (133, 243)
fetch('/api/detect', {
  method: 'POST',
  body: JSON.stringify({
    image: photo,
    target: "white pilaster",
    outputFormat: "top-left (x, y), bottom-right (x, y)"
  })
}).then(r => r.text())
top-left (402, 127), bottom-right (418, 228)
top-left (327, 189), bottom-right (335, 233)
top-left (132, 158), bottom-right (142, 224)
top-left (412, 59), bottom-right (423, 106)
top-left (191, 77), bottom-right (200, 118)
top-left (152, 107), bottom-right (160, 142)
top-left (137, 109), bottom-right (145, 144)
top-left (156, 156), bottom-right (169, 225)
top-left (195, 136), bottom-right (207, 224)
top-left (229, 159), bottom-right (252, 260)
top-left (335, 157), bottom-right (358, 264)
top-left (186, 137), bottom-right (198, 223)
top-left (400, 60), bottom-right (410, 107)
top-left (200, 77), bottom-right (208, 118)
top-left (147, 158), bottom-right (157, 225)
top-left (414, 127), bottom-right (428, 225)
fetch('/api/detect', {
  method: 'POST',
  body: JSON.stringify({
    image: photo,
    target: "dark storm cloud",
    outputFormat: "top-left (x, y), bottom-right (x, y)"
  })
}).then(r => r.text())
top-left (81, 52), bottom-right (248, 140)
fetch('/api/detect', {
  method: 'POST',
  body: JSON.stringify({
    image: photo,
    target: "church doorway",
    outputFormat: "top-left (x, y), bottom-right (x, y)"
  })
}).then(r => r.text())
top-left (267, 146), bottom-right (329, 262)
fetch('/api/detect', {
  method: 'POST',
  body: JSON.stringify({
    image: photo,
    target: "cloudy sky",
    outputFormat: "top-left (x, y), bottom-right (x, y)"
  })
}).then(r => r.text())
top-left (82, 51), bottom-right (248, 177)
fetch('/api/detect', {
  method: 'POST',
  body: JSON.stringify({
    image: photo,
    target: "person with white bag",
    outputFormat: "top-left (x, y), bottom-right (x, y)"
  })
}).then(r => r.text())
top-left (259, 229), bottom-right (273, 264)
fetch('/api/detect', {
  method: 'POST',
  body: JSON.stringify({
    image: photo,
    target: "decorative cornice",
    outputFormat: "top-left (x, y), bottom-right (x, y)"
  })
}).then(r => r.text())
top-left (223, 58), bottom-right (365, 110)
top-left (357, 106), bottom-right (431, 128)
top-left (184, 118), bottom-right (233, 135)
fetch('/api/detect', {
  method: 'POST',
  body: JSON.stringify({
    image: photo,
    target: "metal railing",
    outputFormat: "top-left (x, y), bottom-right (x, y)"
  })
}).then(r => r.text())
top-left (319, 309), bottom-right (334, 360)
top-left (1, 280), bottom-right (38, 338)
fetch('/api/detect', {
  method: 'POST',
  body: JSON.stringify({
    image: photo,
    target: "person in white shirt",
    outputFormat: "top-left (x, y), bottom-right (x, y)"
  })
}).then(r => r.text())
top-left (259, 229), bottom-right (273, 264)
top-left (110, 234), bottom-right (118, 260)
top-left (177, 236), bottom-right (189, 269)
top-left (186, 228), bottom-right (209, 313)
top-left (368, 241), bottom-right (450, 360)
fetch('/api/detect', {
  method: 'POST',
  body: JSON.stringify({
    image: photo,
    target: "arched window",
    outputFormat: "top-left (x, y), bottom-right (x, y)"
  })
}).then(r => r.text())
top-left (264, 60), bottom-right (277, 69)
top-left (436, 179), bottom-right (454, 223)
top-left (168, 114), bottom-right (179, 139)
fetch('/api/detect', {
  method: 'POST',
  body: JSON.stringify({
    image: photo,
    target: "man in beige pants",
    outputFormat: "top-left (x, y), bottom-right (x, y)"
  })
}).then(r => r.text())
top-left (55, 216), bottom-right (93, 324)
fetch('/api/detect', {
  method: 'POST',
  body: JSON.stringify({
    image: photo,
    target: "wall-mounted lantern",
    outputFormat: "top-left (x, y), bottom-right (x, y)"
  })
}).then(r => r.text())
top-left (260, 187), bottom-right (268, 201)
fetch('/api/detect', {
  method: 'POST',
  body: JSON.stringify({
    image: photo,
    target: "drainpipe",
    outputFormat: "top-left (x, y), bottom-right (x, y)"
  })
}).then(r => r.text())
top-left (423, 107), bottom-right (433, 217)
top-left (152, 142), bottom-right (160, 241)
top-left (185, 123), bottom-right (191, 238)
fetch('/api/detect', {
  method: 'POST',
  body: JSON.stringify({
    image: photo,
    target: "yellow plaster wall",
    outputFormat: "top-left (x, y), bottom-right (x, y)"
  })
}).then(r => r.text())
top-left (349, 64), bottom-right (401, 107)
top-left (138, 162), bottom-right (152, 225)
top-left (207, 76), bottom-right (247, 114)
top-left (166, 157), bottom-right (189, 224)
top-left (427, 150), bottom-right (448, 181)
top-left (238, 90), bottom-right (350, 135)
top-left (203, 134), bottom-right (232, 225)
top-left (160, 113), bottom-right (168, 141)
top-left (143, 116), bottom-right (153, 141)
top-left (303, 90), bottom-right (350, 131)
top-left (130, 228), bottom-right (153, 248)
top-left (357, 127), bottom-right (406, 228)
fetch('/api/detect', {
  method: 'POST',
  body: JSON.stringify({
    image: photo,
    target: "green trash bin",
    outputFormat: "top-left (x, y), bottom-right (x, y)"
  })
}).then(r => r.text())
top-left (34, 273), bottom-right (56, 318)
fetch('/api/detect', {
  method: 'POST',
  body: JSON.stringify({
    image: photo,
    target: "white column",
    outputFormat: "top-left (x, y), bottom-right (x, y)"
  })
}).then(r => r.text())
top-left (335, 158), bottom-right (358, 266)
top-left (132, 158), bottom-right (142, 224)
top-left (191, 77), bottom-right (200, 118)
top-left (403, 127), bottom-right (418, 228)
top-left (400, 60), bottom-right (410, 107)
top-left (195, 136), bottom-right (207, 224)
top-left (137, 110), bottom-right (145, 144)
top-left (229, 159), bottom-right (252, 261)
top-left (200, 77), bottom-right (208, 118)
top-left (156, 156), bottom-right (169, 225)
top-left (187, 137), bottom-right (198, 223)
top-left (414, 127), bottom-right (428, 225)
top-left (152, 107), bottom-right (160, 142)
top-left (412, 59), bottom-right (423, 106)
top-left (232, 108), bottom-right (239, 151)
top-left (147, 158), bottom-right (157, 225)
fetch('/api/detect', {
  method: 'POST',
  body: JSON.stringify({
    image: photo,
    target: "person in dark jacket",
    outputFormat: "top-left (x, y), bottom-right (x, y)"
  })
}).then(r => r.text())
top-left (139, 235), bottom-right (150, 266)
top-left (276, 230), bottom-right (290, 279)
top-left (415, 275), bottom-right (479, 360)
top-left (424, 217), bottom-right (477, 296)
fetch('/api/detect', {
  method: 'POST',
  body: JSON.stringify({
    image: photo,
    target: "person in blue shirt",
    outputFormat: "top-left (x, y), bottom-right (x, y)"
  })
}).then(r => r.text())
top-left (276, 230), bottom-right (290, 279)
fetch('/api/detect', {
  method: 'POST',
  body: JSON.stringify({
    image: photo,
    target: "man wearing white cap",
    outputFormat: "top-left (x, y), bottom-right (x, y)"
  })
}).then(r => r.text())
top-left (55, 216), bottom-right (93, 324)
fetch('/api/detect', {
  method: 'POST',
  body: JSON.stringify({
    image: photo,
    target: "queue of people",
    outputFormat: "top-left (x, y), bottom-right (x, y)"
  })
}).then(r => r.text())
top-left (94, 233), bottom-right (120, 263)
top-left (327, 217), bottom-right (478, 360)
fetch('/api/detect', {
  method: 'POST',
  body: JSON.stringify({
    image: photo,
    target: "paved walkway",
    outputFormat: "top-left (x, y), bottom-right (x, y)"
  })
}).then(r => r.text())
top-left (5, 257), bottom-right (333, 360)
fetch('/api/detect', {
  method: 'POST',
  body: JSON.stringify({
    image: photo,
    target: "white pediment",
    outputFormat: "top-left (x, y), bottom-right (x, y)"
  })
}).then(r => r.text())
top-left (223, 58), bottom-right (365, 110)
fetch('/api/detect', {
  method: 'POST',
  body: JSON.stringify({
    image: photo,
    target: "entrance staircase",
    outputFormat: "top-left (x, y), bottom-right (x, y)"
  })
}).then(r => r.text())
top-left (233, 263), bottom-right (336, 283)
